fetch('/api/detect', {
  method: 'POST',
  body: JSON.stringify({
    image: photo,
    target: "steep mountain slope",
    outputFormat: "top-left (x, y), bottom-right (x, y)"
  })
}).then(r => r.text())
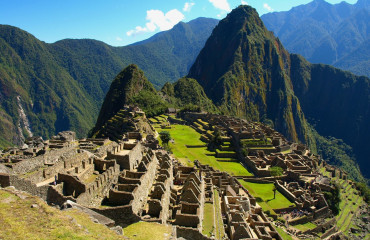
top-left (188, 5), bottom-right (312, 144)
top-left (0, 25), bottom-right (96, 145)
top-left (261, 0), bottom-right (370, 77)
top-left (89, 64), bottom-right (163, 139)
top-left (290, 54), bottom-right (370, 179)
top-left (333, 39), bottom-right (370, 77)
top-left (0, 18), bottom-right (218, 147)
top-left (92, 64), bottom-right (157, 131)
top-left (161, 77), bottom-right (218, 113)
top-left (187, 5), bottom-right (370, 180)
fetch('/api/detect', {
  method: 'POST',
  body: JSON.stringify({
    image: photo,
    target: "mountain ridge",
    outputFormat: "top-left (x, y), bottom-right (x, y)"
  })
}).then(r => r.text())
top-left (0, 18), bottom-right (218, 147)
top-left (187, 5), bottom-right (369, 181)
top-left (261, 0), bottom-right (370, 77)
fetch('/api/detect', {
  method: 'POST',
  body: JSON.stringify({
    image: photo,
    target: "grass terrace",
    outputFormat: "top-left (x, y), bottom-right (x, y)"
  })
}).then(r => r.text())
top-left (202, 203), bottom-right (214, 237)
top-left (276, 227), bottom-right (293, 240)
top-left (123, 221), bottom-right (172, 240)
top-left (239, 180), bottom-right (294, 213)
top-left (154, 124), bottom-right (253, 176)
top-left (214, 189), bottom-right (225, 239)
top-left (0, 189), bottom-right (126, 240)
top-left (292, 222), bottom-right (317, 232)
top-left (335, 178), bottom-right (364, 234)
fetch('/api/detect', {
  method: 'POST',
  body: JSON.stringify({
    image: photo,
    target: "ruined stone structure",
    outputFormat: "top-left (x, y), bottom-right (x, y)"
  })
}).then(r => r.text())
top-left (0, 109), bottom-right (364, 240)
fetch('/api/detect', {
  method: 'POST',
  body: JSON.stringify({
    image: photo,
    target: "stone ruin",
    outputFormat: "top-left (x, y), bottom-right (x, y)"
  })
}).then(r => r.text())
top-left (0, 110), bottom-right (363, 240)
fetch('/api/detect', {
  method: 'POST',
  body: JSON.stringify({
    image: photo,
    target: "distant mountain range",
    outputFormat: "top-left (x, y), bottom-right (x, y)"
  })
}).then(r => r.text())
top-left (261, 0), bottom-right (370, 77)
top-left (0, 18), bottom-right (218, 146)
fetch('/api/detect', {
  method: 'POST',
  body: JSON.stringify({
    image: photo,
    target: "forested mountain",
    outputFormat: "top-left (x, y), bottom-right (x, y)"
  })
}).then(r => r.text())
top-left (0, 18), bottom-right (218, 147)
top-left (261, 0), bottom-right (370, 77)
top-left (188, 5), bottom-right (370, 181)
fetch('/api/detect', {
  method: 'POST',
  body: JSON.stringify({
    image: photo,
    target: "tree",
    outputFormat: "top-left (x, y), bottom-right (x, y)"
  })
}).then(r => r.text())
top-left (323, 183), bottom-right (341, 215)
top-left (159, 131), bottom-right (171, 145)
top-left (208, 128), bottom-right (223, 151)
top-left (273, 185), bottom-right (277, 199)
top-left (270, 166), bottom-right (283, 176)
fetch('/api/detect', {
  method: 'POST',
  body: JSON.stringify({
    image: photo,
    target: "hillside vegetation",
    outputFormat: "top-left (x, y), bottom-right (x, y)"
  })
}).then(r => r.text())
top-left (187, 5), bottom-right (370, 181)
top-left (0, 18), bottom-right (218, 148)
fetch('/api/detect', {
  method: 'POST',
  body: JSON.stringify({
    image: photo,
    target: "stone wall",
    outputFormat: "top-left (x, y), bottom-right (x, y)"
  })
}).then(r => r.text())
top-left (275, 181), bottom-right (297, 203)
top-left (176, 226), bottom-right (212, 240)
top-left (78, 165), bottom-right (120, 206)
top-left (131, 153), bottom-right (158, 214)
top-left (6, 174), bottom-right (49, 201)
top-left (58, 173), bottom-right (86, 197)
top-left (0, 173), bottom-right (10, 187)
top-left (92, 205), bottom-right (141, 226)
top-left (108, 143), bottom-right (144, 170)
top-left (12, 146), bottom-right (76, 175)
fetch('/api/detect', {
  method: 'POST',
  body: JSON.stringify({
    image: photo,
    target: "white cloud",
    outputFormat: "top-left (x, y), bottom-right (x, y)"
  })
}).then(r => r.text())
top-left (241, 0), bottom-right (248, 5)
top-left (183, 2), bottom-right (195, 12)
top-left (209, 0), bottom-right (231, 12)
top-left (126, 9), bottom-right (184, 37)
top-left (263, 3), bottom-right (273, 11)
top-left (116, 37), bottom-right (123, 41)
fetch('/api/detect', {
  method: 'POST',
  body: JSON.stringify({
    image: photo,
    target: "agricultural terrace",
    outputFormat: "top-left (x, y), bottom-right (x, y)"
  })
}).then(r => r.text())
top-left (239, 180), bottom-right (294, 213)
top-left (334, 178), bottom-right (365, 235)
top-left (154, 124), bottom-right (253, 176)
top-left (202, 188), bottom-right (225, 239)
top-left (123, 221), bottom-right (172, 240)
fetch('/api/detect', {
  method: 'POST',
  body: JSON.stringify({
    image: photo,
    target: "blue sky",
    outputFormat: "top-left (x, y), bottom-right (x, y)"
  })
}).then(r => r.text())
top-left (0, 0), bottom-right (357, 46)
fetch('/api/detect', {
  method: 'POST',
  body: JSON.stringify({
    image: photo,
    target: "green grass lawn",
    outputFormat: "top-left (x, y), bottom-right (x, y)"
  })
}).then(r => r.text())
top-left (214, 189), bottom-right (225, 240)
top-left (0, 189), bottom-right (126, 240)
top-left (123, 221), bottom-right (171, 240)
top-left (155, 124), bottom-right (253, 176)
top-left (276, 227), bottom-right (293, 240)
top-left (202, 203), bottom-right (214, 237)
top-left (239, 180), bottom-right (294, 211)
top-left (293, 222), bottom-right (317, 232)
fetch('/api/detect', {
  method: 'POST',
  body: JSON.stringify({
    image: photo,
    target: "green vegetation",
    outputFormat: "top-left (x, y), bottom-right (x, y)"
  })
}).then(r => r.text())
top-left (154, 124), bottom-right (252, 176)
top-left (323, 183), bottom-right (341, 215)
top-left (335, 179), bottom-right (365, 234)
top-left (312, 128), bottom-right (366, 183)
top-left (161, 78), bottom-right (218, 113)
top-left (159, 131), bottom-right (171, 145)
top-left (0, 19), bottom-right (218, 145)
top-left (276, 227), bottom-right (293, 240)
top-left (0, 188), bottom-right (125, 240)
top-left (270, 166), bottom-right (284, 177)
top-left (239, 180), bottom-right (294, 212)
top-left (92, 64), bottom-right (158, 133)
top-left (123, 221), bottom-right (172, 240)
top-left (292, 222), bottom-right (317, 232)
top-left (240, 138), bottom-right (271, 147)
top-left (208, 128), bottom-right (223, 151)
top-left (129, 90), bottom-right (167, 118)
top-left (214, 189), bottom-right (225, 239)
top-left (261, 2), bottom-right (369, 78)
top-left (202, 203), bottom-right (215, 237)
top-left (186, 5), bottom-right (370, 181)
top-left (355, 182), bottom-right (370, 204)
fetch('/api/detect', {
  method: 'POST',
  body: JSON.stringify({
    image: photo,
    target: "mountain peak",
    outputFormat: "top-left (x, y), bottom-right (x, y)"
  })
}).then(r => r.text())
top-left (92, 64), bottom-right (155, 131)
